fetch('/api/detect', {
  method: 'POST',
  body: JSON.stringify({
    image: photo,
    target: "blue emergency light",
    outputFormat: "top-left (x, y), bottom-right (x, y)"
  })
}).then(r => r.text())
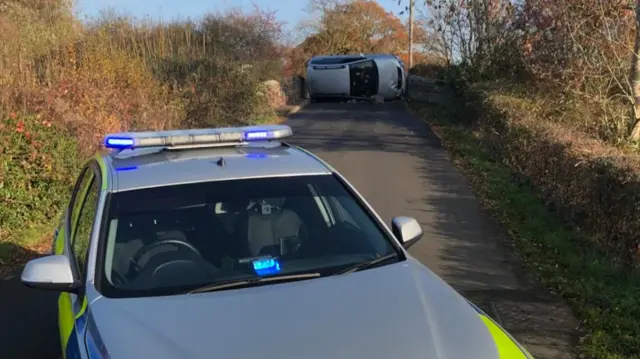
top-left (103, 125), bottom-right (293, 150)
top-left (252, 258), bottom-right (281, 276)
top-left (105, 137), bottom-right (135, 148)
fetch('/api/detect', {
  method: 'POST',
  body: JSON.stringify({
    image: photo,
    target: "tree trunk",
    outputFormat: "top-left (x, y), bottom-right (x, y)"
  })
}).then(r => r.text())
top-left (630, 0), bottom-right (640, 140)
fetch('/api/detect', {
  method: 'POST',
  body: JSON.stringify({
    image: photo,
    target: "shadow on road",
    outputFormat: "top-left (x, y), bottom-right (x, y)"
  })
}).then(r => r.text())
top-left (287, 101), bottom-right (578, 359)
top-left (0, 243), bottom-right (60, 359)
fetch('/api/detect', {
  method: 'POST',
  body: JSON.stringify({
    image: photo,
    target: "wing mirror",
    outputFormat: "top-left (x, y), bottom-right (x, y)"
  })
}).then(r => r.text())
top-left (21, 255), bottom-right (79, 293)
top-left (391, 216), bottom-right (423, 249)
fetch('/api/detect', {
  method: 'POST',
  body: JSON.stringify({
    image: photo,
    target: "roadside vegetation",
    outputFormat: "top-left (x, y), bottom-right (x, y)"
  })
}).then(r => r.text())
top-left (405, 0), bottom-right (640, 358)
top-left (4, 0), bottom-right (640, 356)
top-left (0, 0), bottom-right (431, 273)
top-left (0, 0), bottom-right (287, 272)
top-left (286, 0), bottom-right (437, 76)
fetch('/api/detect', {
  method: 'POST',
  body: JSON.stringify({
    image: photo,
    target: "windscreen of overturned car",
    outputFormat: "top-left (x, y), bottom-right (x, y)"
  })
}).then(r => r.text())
top-left (98, 174), bottom-right (398, 297)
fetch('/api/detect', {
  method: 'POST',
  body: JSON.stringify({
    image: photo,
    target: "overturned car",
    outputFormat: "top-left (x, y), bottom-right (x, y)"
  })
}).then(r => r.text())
top-left (305, 53), bottom-right (406, 101)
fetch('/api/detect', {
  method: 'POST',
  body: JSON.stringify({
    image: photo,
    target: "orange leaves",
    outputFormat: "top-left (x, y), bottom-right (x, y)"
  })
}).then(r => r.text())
top-left (15, 120), bottom-right (24, 133)
top-left (2, 114), bottom-right (53, 172)
top-left (297, 0), bottom-right (422, 65)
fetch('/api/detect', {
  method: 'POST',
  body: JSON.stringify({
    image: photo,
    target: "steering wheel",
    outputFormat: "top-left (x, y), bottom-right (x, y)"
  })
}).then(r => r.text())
top-left (127, 239), bottom-right (202, 278)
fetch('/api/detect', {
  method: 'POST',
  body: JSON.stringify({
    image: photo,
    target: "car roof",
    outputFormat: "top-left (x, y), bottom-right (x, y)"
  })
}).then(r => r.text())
top-left (101, 141), bottom-right (332, 193)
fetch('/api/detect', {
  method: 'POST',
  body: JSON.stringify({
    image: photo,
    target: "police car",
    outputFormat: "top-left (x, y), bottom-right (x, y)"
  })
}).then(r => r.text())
top-left (21, 125), bottom-right (534, 359)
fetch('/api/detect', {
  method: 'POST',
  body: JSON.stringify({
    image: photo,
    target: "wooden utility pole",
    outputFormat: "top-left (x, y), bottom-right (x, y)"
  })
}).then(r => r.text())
top-left (631, 0), bottom-right (640, 140)
top-left (408, 0), bottom-right (414, 69)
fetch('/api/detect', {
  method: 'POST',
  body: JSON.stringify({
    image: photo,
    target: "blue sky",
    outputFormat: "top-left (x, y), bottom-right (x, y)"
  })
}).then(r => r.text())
top-left (73, 0), bottom-right (411, 37)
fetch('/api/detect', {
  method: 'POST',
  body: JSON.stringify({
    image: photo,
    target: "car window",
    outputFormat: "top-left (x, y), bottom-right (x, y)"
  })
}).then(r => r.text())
top-left (100, 174), bottom-right (398, 298)
top-left (68, 168), bottom-right (95, 240)
top-left (72, 176), bottom-right (99, 276)
top-left (328, 196), bottom-right (359, 229)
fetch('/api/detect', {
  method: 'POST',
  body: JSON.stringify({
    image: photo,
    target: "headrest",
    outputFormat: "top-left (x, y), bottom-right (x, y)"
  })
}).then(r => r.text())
top-left (251, 197), bottom-right (286, 216)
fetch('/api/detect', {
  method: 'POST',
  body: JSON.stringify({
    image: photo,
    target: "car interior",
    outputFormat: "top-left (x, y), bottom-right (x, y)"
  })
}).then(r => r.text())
top-left (107, 190), bottom-right (382, 290)
top-left (349, 60), bottom-right (378, 98)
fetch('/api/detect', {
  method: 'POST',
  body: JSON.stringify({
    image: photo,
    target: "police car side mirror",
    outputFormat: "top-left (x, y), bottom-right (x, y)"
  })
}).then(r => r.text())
top-left (21, 255), bottom-right (80, 293)
top-left (391, 216), bottom-right (423, 249)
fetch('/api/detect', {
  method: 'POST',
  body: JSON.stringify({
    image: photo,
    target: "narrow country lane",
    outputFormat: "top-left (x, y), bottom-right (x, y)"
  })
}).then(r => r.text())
top-left (286, 101), bottom-right (577, 359)
top-left (0, 100), bottom-right (576, 359)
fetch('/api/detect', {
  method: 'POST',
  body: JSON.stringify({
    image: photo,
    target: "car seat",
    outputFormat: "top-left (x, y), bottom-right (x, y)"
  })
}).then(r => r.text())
top-left (241, 198), bottom-right (304, 257)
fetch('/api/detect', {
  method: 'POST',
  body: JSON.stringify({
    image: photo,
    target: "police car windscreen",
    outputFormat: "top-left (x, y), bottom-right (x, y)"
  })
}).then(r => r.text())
top-left (98, 174), bottom-right (398, 297)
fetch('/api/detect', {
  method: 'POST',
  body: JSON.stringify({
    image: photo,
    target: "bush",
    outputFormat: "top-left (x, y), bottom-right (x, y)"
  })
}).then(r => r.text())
top-left (0, 114), bottom-right (81, 245)
top-left (153, 58), bottom-right (274, 127)
top-left (420, 0), bottom-right (635, 144)
top-left (0, 1), bottom-right (286, 263)
top-left (409, 92), bottom-right (640, 359)
top-left (408, 63), bottom-right (448, 79)
top-left (454, 82), bottom-right (640, 268)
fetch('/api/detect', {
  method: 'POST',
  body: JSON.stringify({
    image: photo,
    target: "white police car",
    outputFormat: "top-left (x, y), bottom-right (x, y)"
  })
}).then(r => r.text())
top-left (21, 125), bottom-right (533, 359)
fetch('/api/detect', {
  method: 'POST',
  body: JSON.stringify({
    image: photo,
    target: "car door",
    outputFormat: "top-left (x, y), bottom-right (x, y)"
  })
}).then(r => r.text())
top-left (58, 162), bottom-right (102, 359)
top-left (349, 59), bottom-right (378, 98)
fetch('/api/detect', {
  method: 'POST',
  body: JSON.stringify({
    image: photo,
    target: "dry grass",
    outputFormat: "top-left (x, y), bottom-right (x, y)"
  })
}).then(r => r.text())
top-left (0, 0), bottom-right (286, 267)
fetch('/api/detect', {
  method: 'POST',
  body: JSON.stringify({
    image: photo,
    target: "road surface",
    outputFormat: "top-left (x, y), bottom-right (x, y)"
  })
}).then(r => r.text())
top-left (287, 101), bottom-right (577, 359)
top-left (0, 100), bottom-right (576, 359)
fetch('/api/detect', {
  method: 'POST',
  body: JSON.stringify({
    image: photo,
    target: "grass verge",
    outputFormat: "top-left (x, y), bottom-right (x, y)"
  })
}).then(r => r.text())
top-left (408, 100), bottom-right (640, 359)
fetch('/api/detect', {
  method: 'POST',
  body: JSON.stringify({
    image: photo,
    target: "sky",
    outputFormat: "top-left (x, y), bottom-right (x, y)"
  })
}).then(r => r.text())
top-left (73, 0), bottom-right (411, 36)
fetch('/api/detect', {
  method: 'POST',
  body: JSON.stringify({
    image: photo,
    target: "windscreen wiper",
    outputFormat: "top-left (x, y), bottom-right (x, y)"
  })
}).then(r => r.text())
top-left (188, 273), bottom-right (321, 294)
top-left (336, 253), bottom-right (399, 275)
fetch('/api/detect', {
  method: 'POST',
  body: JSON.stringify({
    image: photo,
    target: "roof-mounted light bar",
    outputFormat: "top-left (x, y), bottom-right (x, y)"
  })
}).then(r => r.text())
top-left (103, 125), bottom-right (293, 150)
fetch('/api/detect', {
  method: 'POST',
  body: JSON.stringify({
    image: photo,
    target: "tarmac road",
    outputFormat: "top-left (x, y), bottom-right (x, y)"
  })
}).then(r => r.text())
top-left (0, 100), bottom-right (576, 359)
top-left (286, 100), bottom-right (577, 359)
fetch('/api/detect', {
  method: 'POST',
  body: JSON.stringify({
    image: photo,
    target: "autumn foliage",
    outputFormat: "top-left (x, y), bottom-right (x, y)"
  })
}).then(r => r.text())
top-left (0, 1), bottom-right (285, 258)
top-left (420, 0), bottom-right (637, 141)
top-left (420, 0), bottom-right (640, 260)
top-left (409, 1), bottom-right (640, 358)
top-left (286, 0), bottom-right (429, 76)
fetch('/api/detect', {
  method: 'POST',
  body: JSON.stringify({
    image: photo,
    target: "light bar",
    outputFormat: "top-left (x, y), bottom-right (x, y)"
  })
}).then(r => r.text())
top-left (103, 125), bottom-right (293, 150)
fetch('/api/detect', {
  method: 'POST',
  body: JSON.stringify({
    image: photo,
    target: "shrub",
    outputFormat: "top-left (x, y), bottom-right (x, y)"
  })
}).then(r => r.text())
top-left (0, 113), bottom-right (81, 245)
top-left (152, 57), bottom-right (274, 127)
top-left (419, 0), bottom-right (636, 144)
top-left (408, 63), bottom-right (448, 80)
top-left (455, 83), bottom-right (640, 268)
top-left (0, 1), bottom-right (286, 263)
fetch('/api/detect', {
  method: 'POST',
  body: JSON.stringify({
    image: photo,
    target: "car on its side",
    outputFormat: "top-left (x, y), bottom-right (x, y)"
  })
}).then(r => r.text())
top-left (21, 124), bottom-right (533, 359)
top-left (305, 53), bottom-right (405, 101)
